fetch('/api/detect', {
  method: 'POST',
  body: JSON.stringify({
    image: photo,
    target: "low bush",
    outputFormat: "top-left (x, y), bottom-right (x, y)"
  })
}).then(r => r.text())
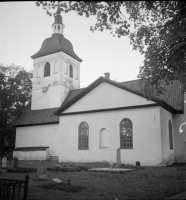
top-left (7, 167), bottom-right (37, 173)
top-left (39, 183), bottom-right (86, 193)
top-left (47, 166), bottom-right (82, 172)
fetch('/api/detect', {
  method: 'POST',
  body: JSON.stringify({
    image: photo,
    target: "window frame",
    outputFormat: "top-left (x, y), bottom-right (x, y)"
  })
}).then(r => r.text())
top-left (69, 64), bottom-right (73, 78)
top-left (44, 62), bottom-right (50, 77)
top-left (78, 122), bottom-right (89, 150)
top-left (120, 118), bottom-right (133, 149)
top-left (169, 119), bottom-right (174, 150)
top-left (53, 61), bottom-right (58, 74)
top-left (36, 66), bottom-right (40, 78)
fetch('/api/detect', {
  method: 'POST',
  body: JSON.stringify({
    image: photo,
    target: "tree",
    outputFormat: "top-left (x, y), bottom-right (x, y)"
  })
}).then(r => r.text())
top-left (36, 1), bottom-right (186, 97)
top-left (0, 64), bottom-right (32, 158)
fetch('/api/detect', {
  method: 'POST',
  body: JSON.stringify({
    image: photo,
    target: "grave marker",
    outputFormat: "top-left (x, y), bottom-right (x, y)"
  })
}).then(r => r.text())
top-left (2, 157), bottom-right (7, 168)
top-left (116, 148), bottom-right (121, 168)
top-left (37, 161), bottom-right (46, 180)
top-left (52, 178), bottom-right (63, 184)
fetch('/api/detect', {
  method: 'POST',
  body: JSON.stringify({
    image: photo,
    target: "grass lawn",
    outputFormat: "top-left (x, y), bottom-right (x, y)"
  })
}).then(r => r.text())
top-left (1, 161), bottom-right (186, 200)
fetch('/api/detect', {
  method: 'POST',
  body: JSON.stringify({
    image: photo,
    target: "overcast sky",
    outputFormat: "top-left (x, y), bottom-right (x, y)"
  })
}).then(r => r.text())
top-left (0, 1), bottom-right (144, 87)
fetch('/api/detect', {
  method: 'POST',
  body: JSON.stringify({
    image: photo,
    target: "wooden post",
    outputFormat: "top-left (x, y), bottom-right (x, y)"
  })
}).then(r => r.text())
top-left (116, 148), bottom-right (121, 168)
top-left (23, 174), bottom-right (29, 200)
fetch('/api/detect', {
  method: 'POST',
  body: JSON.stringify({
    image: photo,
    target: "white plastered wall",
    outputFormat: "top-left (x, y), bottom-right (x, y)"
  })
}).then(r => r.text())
top-left (63, 82), bottom-right (155, 113)
top-left (59, 107), bottom-right (162, 166)
top-left (172, 93), bottom-right (186, 163)
top-left (173, 113), bottom-right (186, 163)
top-left (15, 124), bottom-right (60, 160)
top-left (31, 51), bottom-right (80, 110)
top-left (13, 150), bottom-right (48, 160)
top-left (159, 107), bottom-right (176, 165)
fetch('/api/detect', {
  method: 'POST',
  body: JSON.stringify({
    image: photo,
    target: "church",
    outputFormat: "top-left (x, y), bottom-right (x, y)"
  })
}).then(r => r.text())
top-left (13, 10), bottom-right (186, 166)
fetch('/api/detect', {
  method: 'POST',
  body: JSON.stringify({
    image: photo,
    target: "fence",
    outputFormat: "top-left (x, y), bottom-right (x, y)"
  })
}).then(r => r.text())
top-left (0, 175), bottom-right (29, 200)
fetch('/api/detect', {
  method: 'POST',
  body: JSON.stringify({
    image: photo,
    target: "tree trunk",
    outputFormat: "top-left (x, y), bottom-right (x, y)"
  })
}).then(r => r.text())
top-left (0, 136), bottom-right (4, 158)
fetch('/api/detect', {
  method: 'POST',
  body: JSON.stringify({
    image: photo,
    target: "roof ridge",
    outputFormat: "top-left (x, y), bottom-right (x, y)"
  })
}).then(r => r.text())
top-left (120, 79), bottom-right (140, 83)
top-left (70, 87), bottom-right (86, 91)
top-left (55, 76), bottom-right (183, 115)
top-left (31, 107), bottom-right (60, 112)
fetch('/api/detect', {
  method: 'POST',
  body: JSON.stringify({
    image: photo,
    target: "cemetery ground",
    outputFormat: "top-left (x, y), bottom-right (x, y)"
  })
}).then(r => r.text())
top-left (1, 161), bottom-right (186, 200)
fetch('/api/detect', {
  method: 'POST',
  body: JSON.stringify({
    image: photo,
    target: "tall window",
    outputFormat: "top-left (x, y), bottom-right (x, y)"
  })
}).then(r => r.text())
top-left (120, 118), bottom-right (133, 149)
top-left (169, 120), bottom-right (173, 149)
top-left (78, 122), bottom-right (89, 150)
top-left (53, 61), bottom-right (58, 74)
top-left (36, 66), bottom-right (40, 78)
top-left (74, 67), bottom-right (78, 80)
top-left (44, 62), bottom-right (50, 77)
top-left (69, 64), bottom-right (73, 78)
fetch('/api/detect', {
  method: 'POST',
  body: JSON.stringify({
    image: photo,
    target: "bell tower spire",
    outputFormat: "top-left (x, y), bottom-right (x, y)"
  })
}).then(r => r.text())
top-left (52, 6), bottom-right (65, 35)
top-left (31, 5), bottom-right (82, 110)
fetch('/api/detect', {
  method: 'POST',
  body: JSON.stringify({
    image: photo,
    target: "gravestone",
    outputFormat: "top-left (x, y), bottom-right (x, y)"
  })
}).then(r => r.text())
top-left (2, 157), bottom-right (7, 168)
top-left (116, 148), bottom-right (121, 168)
top-left (36, 161), bottom-right (46, 180)
top-left (109, 162), bottom-right (114, 168)
top-left (52, 178), bottom-right (63, 184)
top-left (13, 157), bottom-right (18, 167)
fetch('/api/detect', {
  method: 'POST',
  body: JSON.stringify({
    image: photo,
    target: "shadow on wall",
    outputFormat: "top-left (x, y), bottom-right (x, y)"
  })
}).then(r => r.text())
top-left (162, 153), bottom-right (176, 166)
top-left (176, 143), bottom-right (186, 163)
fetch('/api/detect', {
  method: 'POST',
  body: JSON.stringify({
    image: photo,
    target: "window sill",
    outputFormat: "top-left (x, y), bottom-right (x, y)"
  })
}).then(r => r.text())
top-left (78, 148), bottom-right (89, 150)
top-left (120, 147), bottom-right (133, 149)
top-left (99, 147), bottom-right (108, 149)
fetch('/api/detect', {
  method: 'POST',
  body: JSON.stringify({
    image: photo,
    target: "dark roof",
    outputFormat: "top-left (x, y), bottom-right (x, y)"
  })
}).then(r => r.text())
top-left (13, 102), bottom-right (60, 127)
top-left (120, 79), bottom-right (184, 111)
top-left (62, 88), bottom-right (86, 107)
top-left (14, 77), bottom-right (184, 127)
top-left (14, 147), bottom-right (49, 151)
top-left (55, 77), bottom-right (184, 115)
top-left (31, 33), bottom-right (82, 62)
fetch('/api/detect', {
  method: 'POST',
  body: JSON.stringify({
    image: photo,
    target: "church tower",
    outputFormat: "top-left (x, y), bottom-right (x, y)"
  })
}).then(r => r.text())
top-left (31, 8), bottom-right (82, 110)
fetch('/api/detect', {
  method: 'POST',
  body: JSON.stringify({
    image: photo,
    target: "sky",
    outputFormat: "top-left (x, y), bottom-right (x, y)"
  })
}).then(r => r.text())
top-left (0, 1), bottom-right (145, 88)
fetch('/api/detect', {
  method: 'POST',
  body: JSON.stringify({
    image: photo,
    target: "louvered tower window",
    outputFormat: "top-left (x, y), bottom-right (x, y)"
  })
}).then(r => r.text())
top-left (44, 62), bottom-right (50, 77)
top-left (69, 64), bottom-right (73, 78)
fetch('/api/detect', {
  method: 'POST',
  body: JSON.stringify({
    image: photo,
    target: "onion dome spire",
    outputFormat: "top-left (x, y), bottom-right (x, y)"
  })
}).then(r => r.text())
top-left (52, 6), bottom-right (65, 35)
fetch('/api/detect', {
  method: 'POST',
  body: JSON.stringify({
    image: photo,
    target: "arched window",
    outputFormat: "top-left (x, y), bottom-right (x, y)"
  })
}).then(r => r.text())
top-left (78, 122), bottom-right (89, 150)
top-left (99, 128), bottom-right (108, 148)
top-left (64, 61), bottom-right (68, 75)
top-left (74, 67), bottom-right (78, 80)
top-left (58, 25), bottom-right (60, 30)
top-left (44, 62), bottom-right (50, 77)
top-left (169, 120), bottom-right (173, 149)
top-left (36, 66), bottom-right (40, 78)
top-left (53, 61), bottom-right (58, 74)
top-left (69, 64), bottom-right (73, 78)
top-left (120, 118), bottom-right (133, 149)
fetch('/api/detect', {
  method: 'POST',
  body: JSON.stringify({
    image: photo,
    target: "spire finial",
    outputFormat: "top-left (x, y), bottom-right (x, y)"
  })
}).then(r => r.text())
top-left (52, 5), bottom-right (65, 35)
top-left (54, 5), bottom-right (62, 16)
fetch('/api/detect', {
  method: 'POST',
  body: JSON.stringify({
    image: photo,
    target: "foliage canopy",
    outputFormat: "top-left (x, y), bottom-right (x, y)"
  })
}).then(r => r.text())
top-left (36, 1), bottom-right (186, 97)
top-left (0, 64), bottom-right (32, 156)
